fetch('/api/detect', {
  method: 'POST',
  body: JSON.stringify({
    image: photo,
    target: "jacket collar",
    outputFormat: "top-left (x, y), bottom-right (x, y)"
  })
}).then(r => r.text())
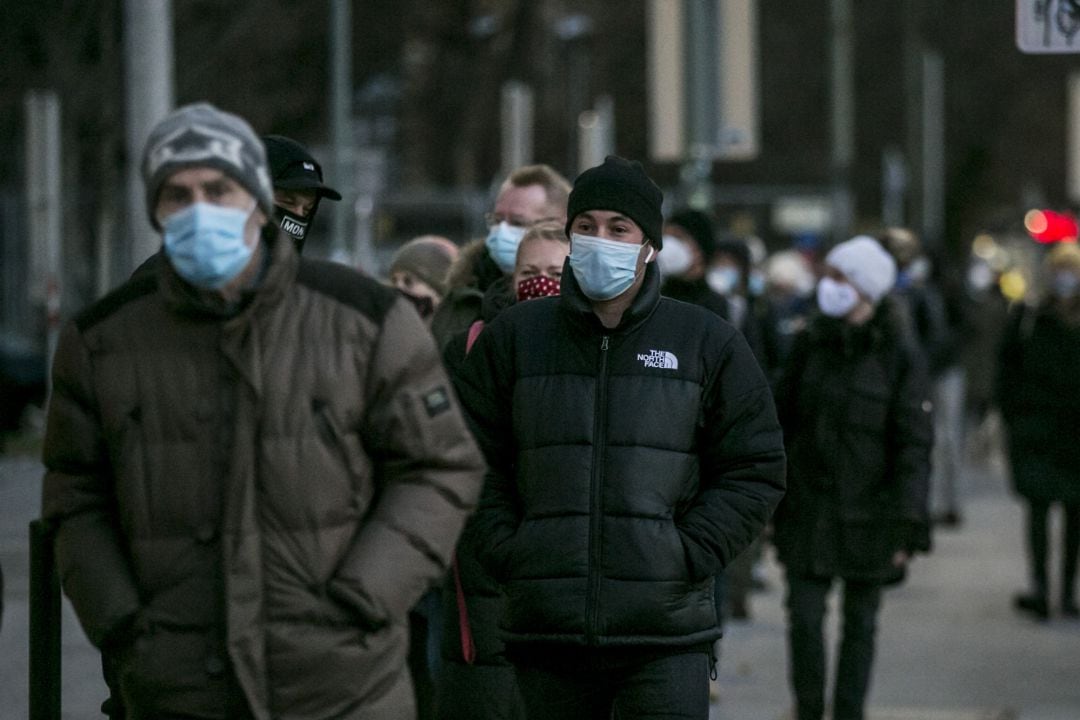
top-left (158, 229), bottom-right (297, 320)
top-left (809, 295), bottom-right (904, 358)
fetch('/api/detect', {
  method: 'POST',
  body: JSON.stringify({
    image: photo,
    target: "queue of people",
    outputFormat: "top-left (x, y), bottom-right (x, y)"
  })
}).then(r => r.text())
top-left (34, 101), bottom-right (1078, 720)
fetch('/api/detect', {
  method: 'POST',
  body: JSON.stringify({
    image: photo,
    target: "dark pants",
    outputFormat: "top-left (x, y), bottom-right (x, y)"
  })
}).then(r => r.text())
top-left (435, 661), bottom-right (525, 720)
top-left (785, 574), bottom-right (882, 720)
top-left (511, 647), bottom-right (709, 720)
top-left (1024, 498), bottom-right (1080, 603)
top-left (409, 590), bottom-right (443, 720)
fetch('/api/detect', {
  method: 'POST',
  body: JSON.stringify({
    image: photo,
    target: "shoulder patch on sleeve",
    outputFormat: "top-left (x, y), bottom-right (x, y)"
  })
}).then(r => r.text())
top-left (296, 259), bottom-right (398, 324)
top-left (421, 385), bottom-right (452, 418)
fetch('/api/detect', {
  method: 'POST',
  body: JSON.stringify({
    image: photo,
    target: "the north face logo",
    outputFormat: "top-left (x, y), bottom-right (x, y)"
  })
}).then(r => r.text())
top-left (637, 349), bottom-right (679, 369)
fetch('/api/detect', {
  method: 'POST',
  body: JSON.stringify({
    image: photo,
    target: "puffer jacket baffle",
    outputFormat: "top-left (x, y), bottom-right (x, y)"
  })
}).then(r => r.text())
top-left (454, 261), bottom-right (786, 649)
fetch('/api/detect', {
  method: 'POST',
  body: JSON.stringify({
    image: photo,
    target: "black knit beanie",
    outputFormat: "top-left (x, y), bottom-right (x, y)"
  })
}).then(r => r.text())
top-left (566, 155), bottom-right (664, 248)
top-left (666, 208), bottom-right (717, 258)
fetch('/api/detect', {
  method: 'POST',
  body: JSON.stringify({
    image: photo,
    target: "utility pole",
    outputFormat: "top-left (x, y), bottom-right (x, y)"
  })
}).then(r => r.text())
top-left (829, 0), bottom-right (855, 245)
top-left (578, 95), bottom-right (614, 173)
top-left (329, 0), bottom-right (358, 267)
top-left (25, 92), bottom-right (61, 388)
top-left (123, 0), bottom-right (173, 278)
top-left (501, 81), bottom-right (534, 176)
top-left (683, 0), bottom-right (719, 209)
top-left (921, 49), bottom-right (945, 253)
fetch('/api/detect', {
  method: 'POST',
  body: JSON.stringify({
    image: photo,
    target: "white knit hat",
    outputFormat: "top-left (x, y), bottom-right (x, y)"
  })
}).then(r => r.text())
top-left (824, 235), bottom-right (897, 303)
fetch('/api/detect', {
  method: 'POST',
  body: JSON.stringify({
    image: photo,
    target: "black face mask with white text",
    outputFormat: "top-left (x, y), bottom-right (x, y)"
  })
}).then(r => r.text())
top-left (275, 205), bottom-right (316, 254)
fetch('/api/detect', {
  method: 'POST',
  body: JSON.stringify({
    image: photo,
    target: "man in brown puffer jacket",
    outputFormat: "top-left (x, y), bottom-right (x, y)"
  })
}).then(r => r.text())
top-left (40, 102), bottom-right (485, 720)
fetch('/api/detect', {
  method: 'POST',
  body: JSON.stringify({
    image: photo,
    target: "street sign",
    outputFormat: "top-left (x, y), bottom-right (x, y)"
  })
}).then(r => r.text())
top-left (1017, 0), bottom-right (1080, 53)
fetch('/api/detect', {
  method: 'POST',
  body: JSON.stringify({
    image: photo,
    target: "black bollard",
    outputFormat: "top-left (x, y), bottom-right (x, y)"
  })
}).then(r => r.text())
top-left (29, 519), bottom-right (61, 720)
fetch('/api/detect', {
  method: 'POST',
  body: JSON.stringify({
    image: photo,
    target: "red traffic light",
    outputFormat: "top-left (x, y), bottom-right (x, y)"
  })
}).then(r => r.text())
top-left (1024, 209), bottom-right (1079, 243)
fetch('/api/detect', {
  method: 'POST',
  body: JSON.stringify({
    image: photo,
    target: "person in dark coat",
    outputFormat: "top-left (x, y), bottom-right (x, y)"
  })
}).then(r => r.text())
top-left (658, 208), bottom-right (729, 319)
top-left (434, 220), bottom-right (567, 720)
top-left (998, 242), bottom-right (1080, 620)
top-left (262, 135), bottom-right (341, 254)
top-left (454, 156), bottom-right (786, 720)
top-left (772, 235), bottom-right (933, 720)
top-left (41, 103), bottom-right (485, 720)
top-left (429, 165), bottom-right (570, 350)
top-left (388, 235), bottom-right (459, 323)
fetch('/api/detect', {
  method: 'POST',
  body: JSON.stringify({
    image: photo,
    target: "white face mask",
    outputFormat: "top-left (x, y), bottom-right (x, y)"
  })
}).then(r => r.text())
top-left (656, 235), bottom-right (693, 277)
top-left (706, 266), bottom-right (740, 296)
top-left (816, 277), bottom-right (860, 318)
top-left (966, 262), bottom-right (994, 293)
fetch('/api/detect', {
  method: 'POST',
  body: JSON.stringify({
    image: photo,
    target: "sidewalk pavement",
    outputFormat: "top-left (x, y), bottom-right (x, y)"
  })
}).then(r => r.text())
top-left (3, 445), bottom-right (1079, 720)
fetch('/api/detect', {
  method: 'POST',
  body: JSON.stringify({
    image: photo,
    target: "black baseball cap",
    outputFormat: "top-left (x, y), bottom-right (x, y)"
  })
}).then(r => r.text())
top-left (262, 135), bottom-right (342, 201)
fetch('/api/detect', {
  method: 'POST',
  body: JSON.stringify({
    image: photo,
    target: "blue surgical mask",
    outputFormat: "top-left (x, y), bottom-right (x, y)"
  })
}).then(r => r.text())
top-left (162, 202), bottom-right (256, 289)
top-left (485, 222), bottom-right (527, 274)
top-left (748, 270), bottom-right (766, 297)
top-left (569, 233), bottom-right (652, 301)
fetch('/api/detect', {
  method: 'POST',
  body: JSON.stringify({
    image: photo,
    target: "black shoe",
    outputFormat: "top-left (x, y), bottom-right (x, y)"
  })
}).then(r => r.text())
top-left (1014, 593), bottom-right (1049, 621)
top-left (1063, 599), bottom-right (1079, 618)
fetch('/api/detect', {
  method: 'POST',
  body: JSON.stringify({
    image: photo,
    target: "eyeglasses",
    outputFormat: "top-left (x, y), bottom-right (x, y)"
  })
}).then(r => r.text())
top-left (484, 213), bottom-right (561, 229)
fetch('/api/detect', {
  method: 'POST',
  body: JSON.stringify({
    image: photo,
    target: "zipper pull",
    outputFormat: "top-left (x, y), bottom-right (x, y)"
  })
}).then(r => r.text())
top-left (601, 336), bottom-right (610, 351)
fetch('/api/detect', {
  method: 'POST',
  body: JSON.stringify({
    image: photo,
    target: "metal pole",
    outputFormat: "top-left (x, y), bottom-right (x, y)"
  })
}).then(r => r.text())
top-left (29, 519), bottom-right (61, 720)
top-left (501, 81), bottom-right (534, 175)
top-left (24, 92), bottom-right (61, 396)
top-left (123, 0), bottom-right (174, 278)
top-left (829, 0), bottom-right (855, 244)
top-left (329, 0), bottom-right (354, 266)
top-left (903, 0), bottom-right (923, 236)
top-left (578, 95), bottom-right (614, 173)
top-left (881, 146), bottom-right (908, 228)
top-left (682, 0), bottom-right (718, 208)
top-left (684, 0), bottom-right (718, 153)
top-left (921, 48), bottom-right (945, 253)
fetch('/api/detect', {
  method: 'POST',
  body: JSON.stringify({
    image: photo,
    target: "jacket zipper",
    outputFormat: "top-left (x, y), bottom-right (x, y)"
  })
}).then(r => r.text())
top-left (586, 334), bottom-right (610, 643)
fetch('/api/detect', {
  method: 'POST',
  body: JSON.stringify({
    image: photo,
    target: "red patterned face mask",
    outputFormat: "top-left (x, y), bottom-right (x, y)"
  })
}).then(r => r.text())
top-left (516, 275), bottom-right (561, 302)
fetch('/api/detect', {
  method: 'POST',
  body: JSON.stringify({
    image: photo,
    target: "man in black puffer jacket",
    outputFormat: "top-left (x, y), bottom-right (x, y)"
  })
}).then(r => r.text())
top-left (454, 156), bottom-right (786, 720)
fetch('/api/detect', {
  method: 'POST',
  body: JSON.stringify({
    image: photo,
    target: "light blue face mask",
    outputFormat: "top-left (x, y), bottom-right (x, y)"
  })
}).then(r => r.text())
top-left (569, 233), bottom-right (652, 301)
top-left (485, 222), bottom-right (527, 274)
top-left (1053, 270), bottom-right (1080, 299)
top-left (162, 202), bottom-right (256, 289)
top-left (748, 270), bottom-right (766, 297)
